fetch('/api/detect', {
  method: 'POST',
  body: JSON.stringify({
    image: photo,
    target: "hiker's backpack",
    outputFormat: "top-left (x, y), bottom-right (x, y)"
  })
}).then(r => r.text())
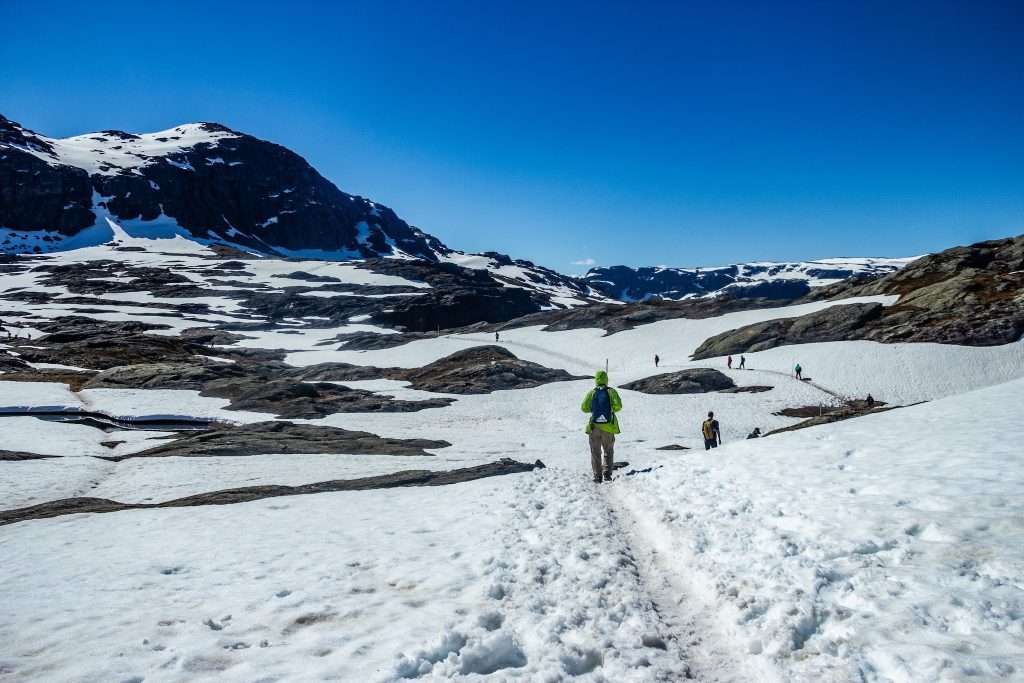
top-left (702, 419), bottom-right (714, 439)
top-left (591, 387), bottom-right (613, 424)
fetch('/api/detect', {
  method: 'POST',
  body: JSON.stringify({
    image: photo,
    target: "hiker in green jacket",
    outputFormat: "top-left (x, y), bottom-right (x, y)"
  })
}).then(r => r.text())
top-left (581, 369), bottom-right (623, 483)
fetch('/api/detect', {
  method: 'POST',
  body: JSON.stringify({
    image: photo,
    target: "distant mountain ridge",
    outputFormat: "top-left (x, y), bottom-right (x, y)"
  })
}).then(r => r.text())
top-left (585, 258), bottom-right (914, 302)
top-left (1, 113), bottom-right (918, 307)
top-left (0, 114), bottom-right (604, 307)
top-left (0, 114), bottom-right (446, 259)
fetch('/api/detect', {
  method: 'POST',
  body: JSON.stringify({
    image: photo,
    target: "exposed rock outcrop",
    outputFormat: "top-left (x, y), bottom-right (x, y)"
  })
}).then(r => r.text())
top-left (203, 379), bottom-right (453, 419)
top-left (691, 303), bottom-right (883, 359)
top-left (691, 235), bottom-right (1024, 358)
top-left (0, 458), bottom-right (546, 525)
top-left (0, 114), bottom-right (446, 259)
top-left (400, 346), bottom-right (585, 394)
top-left (620, 368), bottom-right (736, 394)
top-left (103, 422), bottom-right (450, 460)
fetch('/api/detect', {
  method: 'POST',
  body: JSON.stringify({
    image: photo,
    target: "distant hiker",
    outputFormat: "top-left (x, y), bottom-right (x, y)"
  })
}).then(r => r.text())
top-left (581, 369), bottom-right (623, 483)
top-left (866, 394), bottom-right (875, 408)
top-left (739, 355), bottom-right (746, 370)
top-left (654, 354), bottom-right (660, 368)
top-left (702, 411), bottom-right (721, 450)
top-left (747, 427), bottom-right (761, 439)
top-left (495, 331), bottom-right (500, 342)
top-left (727, 355), bottom-right (733, 369)
top-left (795, 363), bottom-right (803, 380)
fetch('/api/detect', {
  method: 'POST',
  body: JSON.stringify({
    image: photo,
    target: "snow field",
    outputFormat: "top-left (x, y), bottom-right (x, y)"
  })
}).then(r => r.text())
top-left (608, 377), bottom-right (1024, 682)
top-left (0, 474), bottom-right (687, 682)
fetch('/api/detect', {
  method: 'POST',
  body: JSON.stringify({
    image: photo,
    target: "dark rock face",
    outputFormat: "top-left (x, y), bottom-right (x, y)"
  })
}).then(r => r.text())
top-left (691, 303), bottom-right (883, 359)
top-left (400, 346), bottom-right (585, 394)
top-left (0, 117), bottom-right (95, 237)
top-left (849, 235), bottom-right (1024, 345)
top-left (691, 235), bottom-right (1024, 357)
top-left (766, 400), bottom-right (893, 436)
top-left (0, 458), bottom-right (546, 526)
top-left (0, 115), bottom-right (446, 260)
top-left (377, 287), bottom-right (541, 332)
top-left (585, 260), bottom-right (903, 302)
top-left (620, 368), bottom-right (736, 394)
top-left (105, 421), bottom-right (450, 460)
top-left (503, 297), bottom-right (794, 336)
top-left (15, 330), bottom-right (202, 370)
top-left (83, 360), bottom-right (452, 418)
top-left (202, 378), bottom-right (453, 419)
top-left (0, 450), bottom-right (59, 461)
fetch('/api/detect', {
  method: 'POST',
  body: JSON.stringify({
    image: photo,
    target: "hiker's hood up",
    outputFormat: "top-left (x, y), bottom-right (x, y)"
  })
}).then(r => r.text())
top-left (595, 370), bottom-right (608, 386)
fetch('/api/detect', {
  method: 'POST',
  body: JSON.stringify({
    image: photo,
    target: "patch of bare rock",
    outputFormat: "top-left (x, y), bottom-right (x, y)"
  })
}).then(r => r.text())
top-left (620, 368), bottom-right (736, 394)
top-left (0, 458), bottom-right (545, 526)
top-left (101, 421), bottom-right (451, 460)
top-left (692, 234), bottom-right (1024, 358)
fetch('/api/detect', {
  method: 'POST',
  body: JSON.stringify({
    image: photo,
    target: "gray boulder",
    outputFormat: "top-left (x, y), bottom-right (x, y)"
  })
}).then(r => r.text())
top-left (620, 368), bottom-right (735, 394)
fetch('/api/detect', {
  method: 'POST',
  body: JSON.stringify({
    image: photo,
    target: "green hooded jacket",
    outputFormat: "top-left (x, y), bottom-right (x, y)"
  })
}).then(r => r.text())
top-left (581, 370), bottom-right (623, 434)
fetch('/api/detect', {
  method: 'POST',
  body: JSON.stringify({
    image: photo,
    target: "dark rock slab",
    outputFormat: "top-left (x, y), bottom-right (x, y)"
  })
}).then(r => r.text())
top-left (499, 297), bottom-right (794, 336)
top-left (203, 379), bottom-right (453, 419)
top-left (690, 303), bottom-right (884, 359)
top-left (0, 450), bottom-right (59, 461)
top-left (400, 345), bottom-right (585, 394)
top-left (0, 351), bottom-right (31, 372)
top-left (0, 458), bottom-right (545, 526)
top-left (720, 385), bottom-right (773, 394)
top-left (620, 368), bottom-right (735, 394)
top-left (329, 330), bottom-right (431, 351)
top-left (693, 235), bottom-right (1024, 355)
top-left (0, 368), bottom-right (97, 391)
top-left (103, 421), bottom-right (451, 460)
top-left (83, 361), bottom-right (246, 391)
top-left (655, 444), bottom-right (689, 451)
top-left (285, 362), bottom-right (397, 382)
top-left (766, 400), bottom-right (895, 436)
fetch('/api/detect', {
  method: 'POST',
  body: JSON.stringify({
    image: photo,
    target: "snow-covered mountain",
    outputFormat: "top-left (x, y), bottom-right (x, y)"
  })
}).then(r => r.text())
top-left (586, 257), bottom-right (915, 301)
top-left (0, 114), bottom-right (605, 308)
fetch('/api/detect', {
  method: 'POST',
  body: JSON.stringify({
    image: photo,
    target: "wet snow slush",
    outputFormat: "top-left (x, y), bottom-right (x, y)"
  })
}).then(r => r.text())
top-left (2, 240), bottom-right (1023, 682)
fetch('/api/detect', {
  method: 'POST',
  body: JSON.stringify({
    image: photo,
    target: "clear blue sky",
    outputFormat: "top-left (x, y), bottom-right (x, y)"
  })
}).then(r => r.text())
top-left (2, 0), bottom-right (1021, 271)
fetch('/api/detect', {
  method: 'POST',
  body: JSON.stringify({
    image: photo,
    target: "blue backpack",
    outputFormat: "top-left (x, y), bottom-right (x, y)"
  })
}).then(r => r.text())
top-left (591, 387), bottom-right (613, 424)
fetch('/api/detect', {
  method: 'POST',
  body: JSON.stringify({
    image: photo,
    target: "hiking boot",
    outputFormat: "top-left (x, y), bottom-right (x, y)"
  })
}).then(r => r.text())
top-left (603, 470), bottom-right (612, 482)
top-left (593, 475), bottom-right (603, 484)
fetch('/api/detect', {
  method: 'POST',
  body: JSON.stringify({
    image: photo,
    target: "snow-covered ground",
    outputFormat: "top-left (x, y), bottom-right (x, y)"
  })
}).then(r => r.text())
top-left (2, 244), bottom-right (1023, 682)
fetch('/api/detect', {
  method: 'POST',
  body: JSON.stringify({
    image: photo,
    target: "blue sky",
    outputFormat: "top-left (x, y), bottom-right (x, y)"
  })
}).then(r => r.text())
top-left (2, 0), bottom-right (1021, 271)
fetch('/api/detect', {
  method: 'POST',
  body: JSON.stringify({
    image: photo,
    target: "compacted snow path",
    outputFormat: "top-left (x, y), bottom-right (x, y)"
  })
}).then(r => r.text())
top-left (440, 466), bottom-right (696, 681)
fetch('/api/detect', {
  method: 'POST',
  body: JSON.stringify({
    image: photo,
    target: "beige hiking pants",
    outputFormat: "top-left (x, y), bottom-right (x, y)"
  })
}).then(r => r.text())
top-left (588, 429), bottom-right (615, 477)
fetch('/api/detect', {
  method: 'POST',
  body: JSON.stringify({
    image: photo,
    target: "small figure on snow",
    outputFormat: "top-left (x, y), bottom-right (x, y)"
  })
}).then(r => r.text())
top-left (739, 355), bottom-right (746, 370)
top-left (727, 355), bottom-right (733, 369)
top-left (747, 427), bottom-right (761, 439)
top-left (495, 331), bottom-right (500, 342)
top-left (581, 370), bottom-right (623, 483)
top-left (866, 394), bottom-right (875, 408)
top-left (654, 354), bottom-right (660, 368)
top-left (795, 363), bottom-right (803, 380)
top-left (702, 411), bottom-right (721, 450)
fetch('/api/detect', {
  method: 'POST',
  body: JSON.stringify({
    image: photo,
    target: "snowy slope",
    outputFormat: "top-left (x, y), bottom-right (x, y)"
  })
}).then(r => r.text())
top-left (2, 240), bottom-right (1023, 682)
top-left (7, 123), bottom-right (240, 177)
